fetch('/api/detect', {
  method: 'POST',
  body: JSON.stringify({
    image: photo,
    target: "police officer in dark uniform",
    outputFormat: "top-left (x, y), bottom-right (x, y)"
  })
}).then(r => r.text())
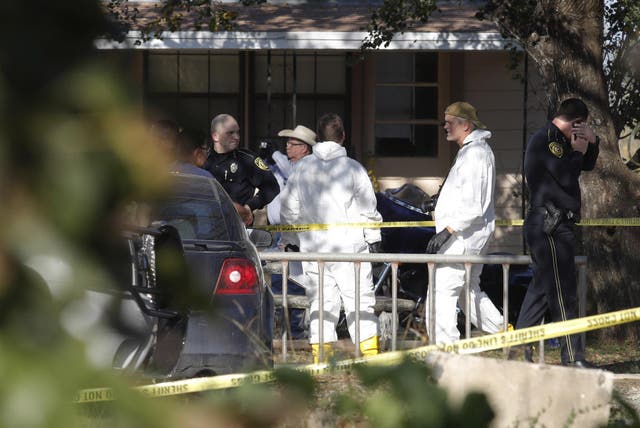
top-left (516, 98), bottom-right (600, 368)
top-left (205, 114), bottom-right (279, 225)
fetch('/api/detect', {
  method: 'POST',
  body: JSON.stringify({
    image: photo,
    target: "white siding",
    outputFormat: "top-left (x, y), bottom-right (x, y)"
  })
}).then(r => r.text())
top-left (459, 52), bottom-right (546, 254)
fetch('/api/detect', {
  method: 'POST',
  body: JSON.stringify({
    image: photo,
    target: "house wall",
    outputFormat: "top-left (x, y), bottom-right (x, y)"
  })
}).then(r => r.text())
top-left (456, 51), bottom-right (546, 254)
top-left (356, 49), bottom-right (552, 257)
top-left (375, 50), bottom-right (547, 255)
top-left (372, 51), bottom-right (454, 197)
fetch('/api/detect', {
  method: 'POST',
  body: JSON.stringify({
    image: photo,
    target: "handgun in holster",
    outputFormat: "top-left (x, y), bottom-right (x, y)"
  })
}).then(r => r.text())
top-left (542, 201), bottom-right (563, 235)
top-left (422, 193), bottom-right (438, 213)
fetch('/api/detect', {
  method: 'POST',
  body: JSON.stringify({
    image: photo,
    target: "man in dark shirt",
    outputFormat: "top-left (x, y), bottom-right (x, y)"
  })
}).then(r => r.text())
top-left (205, 114), bottom-right (279, 225)
top-left (169, 129), bottom-right (213, 178)
top-left (516, 98), bottom-right (600, 368)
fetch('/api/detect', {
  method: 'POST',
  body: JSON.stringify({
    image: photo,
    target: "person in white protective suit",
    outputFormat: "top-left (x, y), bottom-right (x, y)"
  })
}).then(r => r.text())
top-left (425, 101), bottom-right (507, 344)
top-left (266, 125), bottom-right (317, 231)
top-left (280, 113), bottom-right (382, 363)
top-left (263, 125), bottom-right (316, 339)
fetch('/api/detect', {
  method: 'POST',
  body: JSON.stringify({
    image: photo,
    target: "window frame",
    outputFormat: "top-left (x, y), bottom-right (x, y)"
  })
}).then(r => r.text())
top-left (373, 52), bottom-right (441, 158)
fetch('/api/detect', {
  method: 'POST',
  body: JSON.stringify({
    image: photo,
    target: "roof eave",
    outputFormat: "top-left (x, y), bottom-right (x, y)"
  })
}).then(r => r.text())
top-left (95, 30), bottom-right (517, 51)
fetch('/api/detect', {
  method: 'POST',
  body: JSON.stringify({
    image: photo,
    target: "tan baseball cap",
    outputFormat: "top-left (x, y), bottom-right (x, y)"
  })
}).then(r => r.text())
top-left (277, 125), bottom-right (317, 146)
top-left (445, 101), bottom-right (487, 129)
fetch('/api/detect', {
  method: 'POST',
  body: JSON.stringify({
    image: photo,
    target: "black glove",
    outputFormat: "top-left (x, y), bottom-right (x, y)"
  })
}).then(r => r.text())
top-left (284, 244), bottom-right (299, 252)
top-left (426, 229), bottom-right (452, 254)
top-left (258, 141), bottom-right (276, 165)
top-left (368, 241), bottom-right (383, 254)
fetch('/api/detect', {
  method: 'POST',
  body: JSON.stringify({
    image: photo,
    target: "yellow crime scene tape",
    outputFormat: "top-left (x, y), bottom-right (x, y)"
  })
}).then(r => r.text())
top-left (253, 217), bottom-right (640, 233)
top-left (74, 305), bottom-right (640, 404)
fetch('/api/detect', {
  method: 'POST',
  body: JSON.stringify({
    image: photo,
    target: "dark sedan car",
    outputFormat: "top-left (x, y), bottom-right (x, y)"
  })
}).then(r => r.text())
top-left (113, 173), bottom-right (274, 379)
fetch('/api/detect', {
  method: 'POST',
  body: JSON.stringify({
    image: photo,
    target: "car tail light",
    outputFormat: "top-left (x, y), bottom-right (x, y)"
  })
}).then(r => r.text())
top-left (215, 258), bottom-right (259, 295)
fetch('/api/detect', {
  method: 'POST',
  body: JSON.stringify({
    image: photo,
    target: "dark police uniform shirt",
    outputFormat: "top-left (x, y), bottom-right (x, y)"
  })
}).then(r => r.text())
top-left (204, 148), bottom-right (279, 211)
top-left (524, 121), bottom-right (599, 214)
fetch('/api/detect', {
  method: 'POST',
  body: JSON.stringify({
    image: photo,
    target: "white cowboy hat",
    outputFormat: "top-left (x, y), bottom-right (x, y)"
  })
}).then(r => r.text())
top-left (277, 125), bottom-right (317, 146)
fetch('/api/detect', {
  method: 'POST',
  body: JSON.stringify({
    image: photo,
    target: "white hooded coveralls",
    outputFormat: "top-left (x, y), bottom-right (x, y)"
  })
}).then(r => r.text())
top-left (428, 129), bottom-right (504, 343)
top-left (280, 140), bottom-right (381, 344)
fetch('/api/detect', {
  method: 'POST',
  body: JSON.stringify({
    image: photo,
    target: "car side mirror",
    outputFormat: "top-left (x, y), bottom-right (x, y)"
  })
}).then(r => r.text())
top-left (248, 229), bottom-right (273, 248)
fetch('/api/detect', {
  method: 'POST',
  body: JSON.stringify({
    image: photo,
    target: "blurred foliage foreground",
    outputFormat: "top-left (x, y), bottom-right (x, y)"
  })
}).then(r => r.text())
top-left (0, 2), bottom-right (171, 427)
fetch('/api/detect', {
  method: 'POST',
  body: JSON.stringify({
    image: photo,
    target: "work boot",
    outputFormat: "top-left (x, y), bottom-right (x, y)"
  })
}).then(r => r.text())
top-left (563, 359), bottom-right (597, 369)
top-left (359, 336), bottom-right (379, 357)
top-left (507, 344), bottom-right (534, 362)
top-left (311, 343), bottom-right (333, 364)
top-left (499, 323), bottom-right (514, 332)
top-left (524, 345), bottom-right (534, 363)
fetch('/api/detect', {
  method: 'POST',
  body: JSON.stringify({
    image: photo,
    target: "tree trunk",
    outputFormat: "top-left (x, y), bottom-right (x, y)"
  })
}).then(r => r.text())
top-left (524, 0), bottom-right (640, 340)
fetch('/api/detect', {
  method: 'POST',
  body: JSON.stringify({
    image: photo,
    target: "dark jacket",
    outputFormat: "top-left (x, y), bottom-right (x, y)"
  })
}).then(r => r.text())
top-left (205, 148), bottom-right (280, 210)
top-left (524, 121), bottom-right (599, 214)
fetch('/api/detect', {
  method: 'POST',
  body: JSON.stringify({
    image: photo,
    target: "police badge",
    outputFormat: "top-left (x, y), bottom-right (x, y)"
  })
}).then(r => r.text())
top-left (548, 141), bottom-right (563, 158)
top-left (254, 157), bottom-right (269, 171)
top-left (230, 162), bottom-right (238, 173)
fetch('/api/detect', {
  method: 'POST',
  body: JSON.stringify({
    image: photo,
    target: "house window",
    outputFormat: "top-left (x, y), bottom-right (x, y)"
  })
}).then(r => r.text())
top-left (252, 52), bottom-right (347, 143)
top-left (374, 52), bottom-right (439, 157)
top-left (145, 51), bottom-right (241, 133)
top-left (144, 51), bottom-right (348, 150)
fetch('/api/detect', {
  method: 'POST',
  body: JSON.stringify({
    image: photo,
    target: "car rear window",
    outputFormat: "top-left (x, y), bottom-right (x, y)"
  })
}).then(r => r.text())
top-left (153, 174), bottom-right (245, 241)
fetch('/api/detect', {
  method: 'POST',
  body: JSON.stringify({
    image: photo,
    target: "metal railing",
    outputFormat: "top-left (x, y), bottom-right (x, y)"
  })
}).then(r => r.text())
top-left (259, 252), bottom-right (588, 363)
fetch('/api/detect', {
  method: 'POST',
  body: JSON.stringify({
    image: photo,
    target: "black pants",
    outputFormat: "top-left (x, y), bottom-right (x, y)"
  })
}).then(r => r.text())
top-left (270, 273), bottom-right (308, 340)
top-left (516, 211), bottom-right (584, 364)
